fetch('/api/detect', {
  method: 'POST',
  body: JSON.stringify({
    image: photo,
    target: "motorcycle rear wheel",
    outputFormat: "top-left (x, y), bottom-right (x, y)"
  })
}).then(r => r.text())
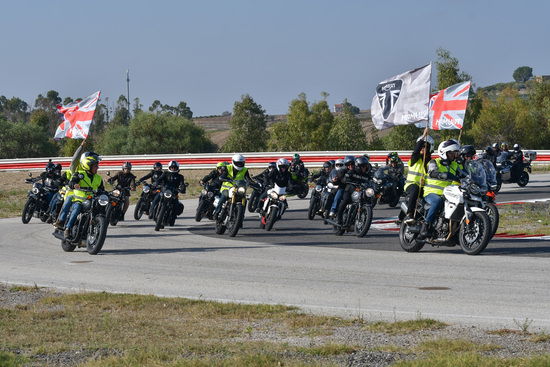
top-left (517, 171), bottom-right (529, 187)
top-left (459, 211), bottom-right (491, 255)
top-left (399, 221), bottom-right (424, 252)
top-left (87, 215), bottom-right (108, 255)
top-left (22, 198), bottom-right (35, 224)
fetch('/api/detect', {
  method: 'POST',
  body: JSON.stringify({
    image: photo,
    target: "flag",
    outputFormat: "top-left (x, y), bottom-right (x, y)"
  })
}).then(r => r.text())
top-left (370, 64), bottom-right (431, 130)
top-left (54, 91), bottom-right (101, 139)
top-left (428, 81), bottom-right (471, 130)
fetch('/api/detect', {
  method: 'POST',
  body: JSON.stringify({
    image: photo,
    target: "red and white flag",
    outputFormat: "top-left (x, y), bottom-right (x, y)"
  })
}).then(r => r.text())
top-left (428, 81), bottom-right (471, 130)
top-left (54, 91), bottom-right (101, 139)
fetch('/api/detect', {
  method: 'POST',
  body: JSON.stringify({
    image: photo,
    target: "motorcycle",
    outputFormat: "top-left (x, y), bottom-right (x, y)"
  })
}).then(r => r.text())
top-left (259, 184), bottom-right (288, 231)
top-left (287, 168), bottom-right (309, 199)
top-left (398, 167), bottom-right (492, 255)
top-left (494, 151), bottom-right (535, 192)
top-left (195, 183), bottom-right (218, 222)
top-left (154, 185), bottom-right (186, 231)
top-left (134, 182), bottom-right (160, 221)
top-left (307, 181), bottom-right (325, 220)
top-left (104, 186), bottom-right (132, 226)
top-left (372, 166), bottom-right (403, 208)
top-left (214, 179), bottom-right (247, 237)
top-left (324, 181), bottom-right (376, 237)
top-left (247, 181), bottom-right (264, 213)
top-left (22, 174), bottom-right (57, 224)
top-left (52, 189), bottom-right (109, 255)
top-left (474, 158), bottom-right (499, 238)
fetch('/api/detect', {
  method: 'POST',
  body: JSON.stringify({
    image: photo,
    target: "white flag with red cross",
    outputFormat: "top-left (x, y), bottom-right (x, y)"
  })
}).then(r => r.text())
top-left (54, 91), bottom-right (101, 139)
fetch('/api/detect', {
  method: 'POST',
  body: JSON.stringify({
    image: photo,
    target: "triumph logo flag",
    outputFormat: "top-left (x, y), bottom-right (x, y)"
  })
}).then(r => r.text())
top-left (54, 91), bottom-right (101, 139)
top-left (428, 81), bottom-right (471, 130)
top-left (370, 64), bottom-right (431, 130)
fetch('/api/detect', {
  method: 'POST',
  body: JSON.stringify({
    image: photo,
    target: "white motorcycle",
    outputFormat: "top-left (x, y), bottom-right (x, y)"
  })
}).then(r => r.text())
top-left (259, 184), bottom-right (288, 231)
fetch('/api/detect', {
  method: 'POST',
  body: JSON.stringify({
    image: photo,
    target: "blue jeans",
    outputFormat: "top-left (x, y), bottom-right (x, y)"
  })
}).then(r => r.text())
top-left (424, 193), bottom-right (443, 224)
top-left (48, 193), bottom-right (61, 215)
top-left (57, 195), bottom-right (75, 223)
top-left (65, 202), bottom-right (82, 229)
top-left (330, 188), bottom-right (344, 212)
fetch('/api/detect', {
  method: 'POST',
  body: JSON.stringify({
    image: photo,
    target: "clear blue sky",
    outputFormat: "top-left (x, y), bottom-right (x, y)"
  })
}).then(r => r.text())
top-left (1, 0), bottom-right (548, 116)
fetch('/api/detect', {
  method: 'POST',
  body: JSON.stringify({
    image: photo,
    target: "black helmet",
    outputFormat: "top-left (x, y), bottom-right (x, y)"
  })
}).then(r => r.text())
top-left (54, 163), bottom-right (62, 172)
top-left (513, 143), bottom-right (521, 151)
top-left (355, 157), bottom-right (369, 167)
top-left (268, 162), bottom-right (276, 169)
top-left (122, 161), bottom-right (132, 170)
top-left (343, 155), bottom-right (355, 166)
top-left (328, 159), bottom-right (335, 167)
top-left (168, 160), bottom-right (180, 172)
top-left (322, 161), bottom-right (331, 169)
top-left (460, 145), bottom-right (476, 158)
top-left (153, 162), bottom-right (163, 170)
top-left (45, 161), bottom-right (55, 173)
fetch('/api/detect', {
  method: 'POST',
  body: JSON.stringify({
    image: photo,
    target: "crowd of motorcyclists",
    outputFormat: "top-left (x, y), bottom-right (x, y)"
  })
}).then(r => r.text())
top-left (21, 137), bottom-right (533, 255)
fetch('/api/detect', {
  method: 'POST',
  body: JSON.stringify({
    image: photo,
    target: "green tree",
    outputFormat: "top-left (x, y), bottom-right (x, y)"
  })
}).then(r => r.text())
top-left (132, 97), bottom-right (143, 116)
top-left (0, 118), bottom-right (57, 158)
top-left (435, 48), bottom-right (471, 90)
top-left (342, 98), bottom-right (360, 115)
top-left (382, 125), bottom-right (422, 150)
top-left (327, 105), bottom-right (367, 150)
top-left (513, 66), bottom-right (533, 83)
top-left (96, 123), bottom-right (130, 155)
top-left (222, 95), bottom-right (269, 152)
top-left (0, 96), bottom-right (30, 123)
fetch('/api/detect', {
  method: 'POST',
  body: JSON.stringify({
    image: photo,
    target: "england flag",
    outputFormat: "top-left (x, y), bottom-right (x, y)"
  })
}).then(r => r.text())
top-left (54, 91), bottom-right (100, 139)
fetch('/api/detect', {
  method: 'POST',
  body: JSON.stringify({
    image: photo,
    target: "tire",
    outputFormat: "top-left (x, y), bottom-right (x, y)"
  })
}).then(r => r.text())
top-left (87, 215), bottom-right (108, 255)
top-left (388, 194), bottom-right (400, 208)
top-left (355, 205), bottom-right (373, 238)
top-left (228, 205), bottom-right (244, 237)
top-left (195, 198), bottom-right (207, 222)
top-left (21, 198), bottom-right (35, 224)
top-left (297, 188), bottom-right (308, 199)
top-left (459, 211), bottom-right (491, 255)
top-left (134, 198), bottom-right (144, 221)
top-left (61, 239), bottom-right (76, 252)
top-left (215, 220), bottom-right (226, 234)
top-left (495, 175), bottom-right (502, 193)
top-left (399, 221), bottom-right (425, 252)
top-left (266, 207), bottom-right (278, 231)
top-left (307, 195), bottom-right (318, 220)
top-left (155, 205), bottom-right (166, 231)
top-left (333, 207), bottom-right (347, 236)
top-left (248, 191), bottom-right (259, 213)
top-left (485, 203), bottom-right (499, 238)
top-left (517, 171), bottom-right (529, 187)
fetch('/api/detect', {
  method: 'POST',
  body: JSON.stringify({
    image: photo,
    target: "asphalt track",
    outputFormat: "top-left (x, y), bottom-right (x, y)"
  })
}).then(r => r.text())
top-left (1, 174), bottom-right (549, 330)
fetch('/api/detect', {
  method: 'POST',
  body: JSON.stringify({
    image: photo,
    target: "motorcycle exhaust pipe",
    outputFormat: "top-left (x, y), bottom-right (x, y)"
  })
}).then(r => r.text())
top-left (400, 202), bottom-right (408, 214)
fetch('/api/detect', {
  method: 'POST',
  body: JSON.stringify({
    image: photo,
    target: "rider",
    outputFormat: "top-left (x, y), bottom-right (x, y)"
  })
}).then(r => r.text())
top-left (252, 162), bottom-right (276, 186)
top-left (107, 162), bottom-right (137, 221)
top-left (200, 161), bottom-right (228, 193)
top-left (329, 155), bottom-right (356, 218)
top-left (258, 158), bottom-right (292, 214)
top-left (288, 153), bottom-right (309, 194)
top-left (510, 143), bottom-right (524, 181)
top-left (56, 152), bottom-right (105, 239)
top-left (214, 154), bottom-right (253, 218)
top-left (138, 162), bottom-right (164, 187)
top-left (335, 156), bottom-right (372, 224)
top-left (310, 161), bottom-right (332, 185)
top-left (419, 140), bottom-right (463, 239)
top-left (402, 135), bottom-right (434, 224)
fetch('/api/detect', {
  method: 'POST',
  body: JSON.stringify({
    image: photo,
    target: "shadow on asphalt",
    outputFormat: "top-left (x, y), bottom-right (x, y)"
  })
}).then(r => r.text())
top-left (99, 245), bottom-right (266, 255)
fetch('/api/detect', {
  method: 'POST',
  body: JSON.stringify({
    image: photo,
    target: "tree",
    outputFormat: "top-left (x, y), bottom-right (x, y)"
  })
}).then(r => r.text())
top-left (0, 118), bottom-right (57, 158)
top-left (513, 66), bottom-right (533, 83)
top-left (382, 125), bottom-right (422, 150)
top-left (0, 96), bottom-right (30, 123)
top-left (435, 48), bottom-right (471, 90)
top-left (112, 95), bottom-right (130, 125)
top-left (327, 105), bottom-right (368, 150)
top-left (222, 95), bottom-right (269, 152)
top-left (96, 123), bottom-right (130, 155)
top-left (132, 97), bottom-right (143, 116)
top-left (342, 98), bottom-right (360, 115)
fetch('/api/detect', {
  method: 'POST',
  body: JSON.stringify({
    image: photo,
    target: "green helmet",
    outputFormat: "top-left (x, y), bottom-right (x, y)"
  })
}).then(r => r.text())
top-left (216, 161), bottom-right (228, 168)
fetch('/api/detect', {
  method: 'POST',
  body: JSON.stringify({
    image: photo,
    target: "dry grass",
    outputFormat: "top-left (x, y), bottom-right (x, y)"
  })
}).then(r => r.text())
top-left (497, 202), bottom-right (550, 236)
top-left (393, 353), bottom-right (550, 367)
top-left (366, 318), bottom-right (448, 335)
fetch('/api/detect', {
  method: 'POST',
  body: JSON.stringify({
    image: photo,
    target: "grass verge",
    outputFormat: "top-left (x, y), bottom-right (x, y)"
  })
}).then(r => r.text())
top-left (366, 318), bottom-right (448, 335)
top-left (497, 202), bottom-right (550, 235)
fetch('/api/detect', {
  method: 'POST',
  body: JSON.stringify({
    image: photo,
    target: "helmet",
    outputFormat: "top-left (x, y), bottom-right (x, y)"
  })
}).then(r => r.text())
top-left (80, 152), bottom-right (100, 171)
top-left (268, 162), bottom-right (277, 169)
top-left (328, 159), bottom-right (335, 167)
top-left (513, 143), bottom-right (521, 151)
top-left (54, 163), bottom-right (62, 172)
top-left (232, 153), bottom-right (246, 171)
top-left (343, 155), bottom-right (355, 166)
top-left (168, 160), bottom-right (180, 172)
top-left (501, 142), bottom-right (509, 150)
top-left (277, 158), bottom-right (289, 172)
top-left (322, 161), bottom-right (331, 169)
top-left (293, 153), bottom-right (300, 160)
top-left (460, 145), bottom-right (476, 158)
top-left (335, 159), bottom-right (344, 168)
top-left (153, 162), bottom-right (163, 170)
top-left (355, 157), bottom-right (369, 167)
top-left (122, 162), bottom-right (132, 170)
top-left (387, 152), bottom-right (400, 163)
top-left (438, 140), bottom-right (461, 160)
top-left (492, 142), bottom-right (500, 150)
top-left (45, 161), bottom-right (56, 173)
top-left (216, 161), bottom-right (227, 168)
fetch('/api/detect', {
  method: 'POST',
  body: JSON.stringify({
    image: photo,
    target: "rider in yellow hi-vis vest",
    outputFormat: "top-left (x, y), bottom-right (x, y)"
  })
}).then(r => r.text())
top-left (214, 154), bottom-right (253, 218)
top-left (401, 135), bottom-right (435, 224)
top-left (419, 139), bottom-right (463, 239)
top-left (56, 152), bottom-right (105, 239)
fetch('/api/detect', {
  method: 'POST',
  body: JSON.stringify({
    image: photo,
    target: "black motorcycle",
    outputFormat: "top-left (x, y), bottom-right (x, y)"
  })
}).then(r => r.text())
top-left (259, 184), bottom-right (288, 231)
top-left (195, 183), bottom-right (218, 222)
top-left (53, 189), bottom-right (109, 255)
top-left (325, 182), bottom-right (376, 237)
top-left (307, 178), bottom-right (328, 220)
top-left (134, 183), bottom-right (160, 221)
top-left (154, 185), bottom-right (186, 231)
top-left (105, 186), bottom-right (131, 226)
top-left (372, 166), bottom-right (403, 207)
top-left (214, 179), bottom-right (247, 237)
top-left (22, 174), bottom-right (57, 224)
top-left (247, 181), bottom-right (264, 213)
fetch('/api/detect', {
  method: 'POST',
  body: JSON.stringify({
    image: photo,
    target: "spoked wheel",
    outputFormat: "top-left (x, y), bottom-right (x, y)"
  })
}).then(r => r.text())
top-left (399, 221), bottom-right (424, 252)
top-left (154, 205), bottom-right (166, 231)
top-left (109, 207), bottom-right (119, 226)
top-left (134, 198), bottom-right (145, 220)
top-left (227, 205), bottom-right (243, 237)
top-left (459, 211), bottom-right (491, 255)
top-left (485, 203), bottom-right (499, 238)
top-left (333, 208), bottom-right (347, 236)
top-left (87, 215), bottom-right (108, 255)
top-left (22, 198), bottom-right (35, 224)
top-left (266, 207), bottom-right (278, 231)
top-left (517, 171), bottom-right (529, 187)
top-left (355, 204), bottom-right (373, 238)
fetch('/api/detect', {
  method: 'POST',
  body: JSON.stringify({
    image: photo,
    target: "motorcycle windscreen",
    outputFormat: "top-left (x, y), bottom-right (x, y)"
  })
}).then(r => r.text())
top-left (464, 160), bottom-right (488, 193)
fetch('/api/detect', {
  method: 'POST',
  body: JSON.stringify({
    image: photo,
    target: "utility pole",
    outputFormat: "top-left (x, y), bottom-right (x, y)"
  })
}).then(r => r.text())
top-left (126, 69), bottom-right (131, 122)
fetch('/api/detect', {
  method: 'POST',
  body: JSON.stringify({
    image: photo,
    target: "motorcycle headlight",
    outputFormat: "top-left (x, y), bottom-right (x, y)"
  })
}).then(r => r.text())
top-left (365, 188), bottom-right (375, 197)
top-left (82, 199), bottom-right (92, 211)
top-left (270, 191), bottom-right (279, 199)
top-left (164, 190), bottom-right (173, 198)
top-left (143, 185), bottom-right (150, 193)
top-left (207, 191), bottom-right (214, 198)
top-left (280, 195), bottom-right (286, 201)
top-left (32, 187), bottom-right (40, 194)
top-left (238, 187), bottom-right (246, 194)
top-left (201, 189), bottom-right (207, 195)
top-left (315, 185), bottom-right (323, 192)
top-left (113, 189), bottom-right (121, 197)
top-left (351, 191), bottom-right (361, 202)
top-left (98, 194), bottom-right (109, 206)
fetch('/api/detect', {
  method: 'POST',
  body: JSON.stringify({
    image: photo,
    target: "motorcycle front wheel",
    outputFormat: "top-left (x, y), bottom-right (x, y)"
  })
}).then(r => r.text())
top-left (297, 187), bottom-right (308, 199)
top-left (485, 203), bottom-right (499, 238)
top-left (247, 191), bottom-right (259, 213)
top-left (266, 206), bottom-right (278, 231)
top-left (307, 195), bottom-right (319, 220)
top-left (87, 215), bottom-right (108, 255)
top-left (399, 221), bottom-right (424, 252)
top-left (227, 204), bottom-right (244, 237)
top-left (22, 197), bottom-right (35, 224)
top-left (355, 204), bottom-right (373, 238)
top-left (154, 205), bottom-right (166, 231)
top-left (459, 211), bottom-right (491, 255)
top-left (195, 198), bottom-right (207, 222)
top-left (134, 198), bottom-right (145, 221)
top-left (517, 171), bottom-right (529, 187)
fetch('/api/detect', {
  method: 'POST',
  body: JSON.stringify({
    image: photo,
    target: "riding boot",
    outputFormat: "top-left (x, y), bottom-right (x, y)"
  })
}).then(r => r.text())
top-left (418, 222), bottom-right (429, 240)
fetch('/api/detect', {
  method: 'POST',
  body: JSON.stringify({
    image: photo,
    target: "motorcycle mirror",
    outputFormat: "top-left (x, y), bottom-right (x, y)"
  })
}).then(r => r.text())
top-left (28, 172), bottom-right (33, 177)
top-left (106, 171), bottom-right (111, 176)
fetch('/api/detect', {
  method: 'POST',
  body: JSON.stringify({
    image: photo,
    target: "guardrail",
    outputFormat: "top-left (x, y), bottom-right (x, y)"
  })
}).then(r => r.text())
top-left (1, 150), bottom-right (549, 171)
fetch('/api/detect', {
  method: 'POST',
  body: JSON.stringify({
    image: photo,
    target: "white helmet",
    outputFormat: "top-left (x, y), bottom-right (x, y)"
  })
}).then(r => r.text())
top-left (417, 135), bottom-right (435, 147)
top-left (232, 153), bottom-right (246, 171)
top-left (437, 140), bottom-right (461, 160)
top-left (334, 159), bottom-right (344, 168)
top-left (276, 158), bottom-right (289, 172)
top-left (168, 160), bottom-right (180, 172)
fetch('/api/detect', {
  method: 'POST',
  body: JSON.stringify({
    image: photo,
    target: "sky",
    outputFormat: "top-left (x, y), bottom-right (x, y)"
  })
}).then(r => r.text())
top-left (1, 0), bottom-right (548, 116)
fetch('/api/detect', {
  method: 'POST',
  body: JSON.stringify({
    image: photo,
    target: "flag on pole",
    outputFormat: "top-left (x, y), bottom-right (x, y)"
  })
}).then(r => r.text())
top-left (54, 91), bottom-right (101, 139)
top-left (370, 64), bottom-right (431, 130)
top-left (428, 81), bottom-right (471, 130)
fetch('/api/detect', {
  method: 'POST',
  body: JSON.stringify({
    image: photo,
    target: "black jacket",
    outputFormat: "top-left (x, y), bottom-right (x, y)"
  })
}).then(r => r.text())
top-left (108, 171), bottom-right (136, 190)
top-left (311, 169), bottom-right (330, 185)
top-left (201, 169), bottom-right (225, 189)
top-left (410, 140), bottom-right (432, 168)
top-left (265, 169), bottom-right (291, 188)
top-left (39, 171), bottom-right (66, 190)
top-left (138, 170), bottom-right (164, 186)
top-left (158, 171), bottom-right (186, 193)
